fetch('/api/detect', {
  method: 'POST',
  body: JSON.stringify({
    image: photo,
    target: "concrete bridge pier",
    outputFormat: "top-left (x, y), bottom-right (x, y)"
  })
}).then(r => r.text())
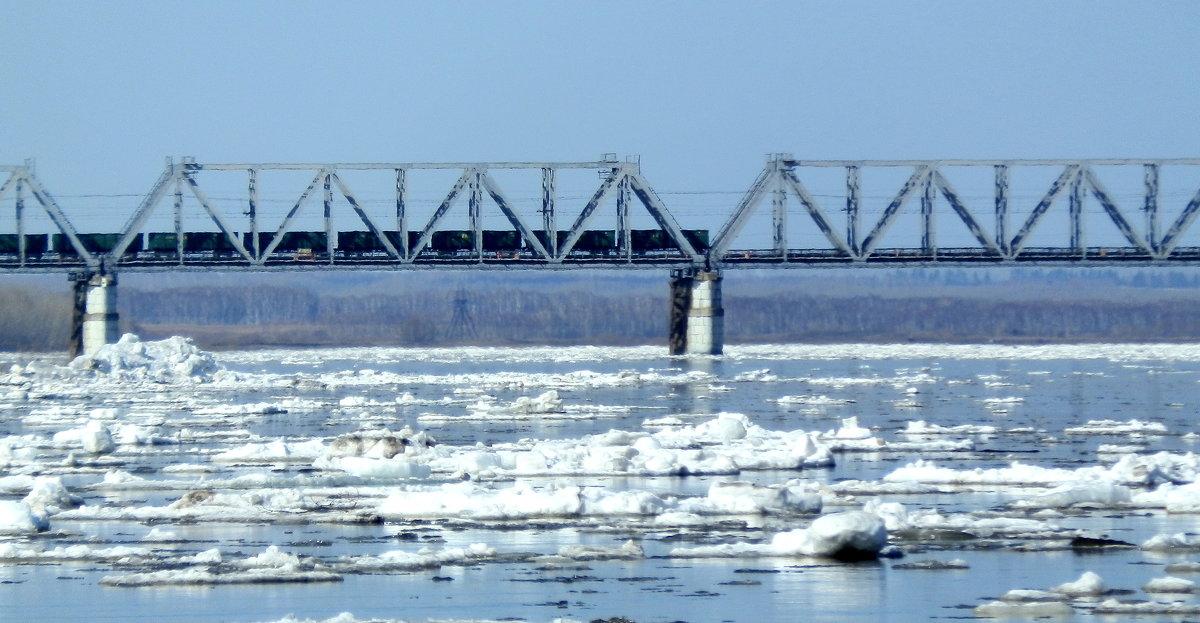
top-left (669, 269), bottom-right (724, 355)
top-left (70, 272), bottom-right (119, 357)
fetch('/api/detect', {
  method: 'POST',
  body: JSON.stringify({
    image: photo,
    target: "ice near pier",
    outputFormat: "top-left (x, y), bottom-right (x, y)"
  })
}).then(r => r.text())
top-left (5, 337), bottom-right (1200, 621)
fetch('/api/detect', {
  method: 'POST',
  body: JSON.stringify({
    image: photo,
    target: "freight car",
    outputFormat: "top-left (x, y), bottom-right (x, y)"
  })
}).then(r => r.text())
top-left (0, 233), bottom-right (50, 255)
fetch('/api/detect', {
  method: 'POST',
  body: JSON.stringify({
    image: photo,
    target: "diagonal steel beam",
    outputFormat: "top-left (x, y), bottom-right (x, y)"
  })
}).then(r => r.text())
top-left (1159, 185), bottom-right (1200, 256)
top-left (556, 170), bottom-right (622, 259)
top-left (932, 170), bottom-right (1001, 254)
top-left (780, 169), bottom-right (852, 256)
top-left (329, 172), bottom-right (402, 260)
top-left (182, 171), bottom-right (255, 262)
top-left (625, 170), bottom-right (699, 258)
top-left (858, 166), bottom-right (929, 257)
top-left (410, 170), bottom-right (473, 260)
top-left (1008, 165), bottom-right (1079, 255)
top-left (260, 171), bottom-right (326, 262)
top-left (478, 172), bottom-right (551, 260)
top-left (112, 164), bottom-right (176, 262)
top-left (708, 164), bottom-right (775, 257)
top-left (1081, 167), bottom-right (1151, 253)
top-left (21, 170), bottom-right (98, 267)
top-left (0, 170), bottom-right (18, 205)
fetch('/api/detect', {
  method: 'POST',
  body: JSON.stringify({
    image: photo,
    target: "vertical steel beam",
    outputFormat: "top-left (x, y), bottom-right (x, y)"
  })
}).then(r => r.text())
top-left (994, 165), bottom-right (1009, 256)
top-left (323, 171), bottom-right (334, 264)
top-left (846, 165), bottom-right (860, 257)
top-left (617, 175), bottom-right (631, 259)
top-left (772, 168), bottom-right (787, 258)
top-left (1070, 167), bottom-right (1085, 254)
top-left (173, 176), bottom-right (184, 264)
top-left (469, 168), bottom-right (483, 260)
top-left (1144, 163), bottom-right (1160, 255)
top-left (15, 176), bottom-right (24, 266)
top-left (396, 168), bottom-right (409, 259)
top-left (541, 167), bottom-right (557, 258)
top-left (248, 169), bottom-right (259, 260)
top-left (921, 169), bottom-right (935, 256)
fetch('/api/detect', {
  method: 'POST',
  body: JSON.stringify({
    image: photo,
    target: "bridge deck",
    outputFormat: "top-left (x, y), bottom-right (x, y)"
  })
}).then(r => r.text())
top-left (3, 246), bottom-right (1199, 273)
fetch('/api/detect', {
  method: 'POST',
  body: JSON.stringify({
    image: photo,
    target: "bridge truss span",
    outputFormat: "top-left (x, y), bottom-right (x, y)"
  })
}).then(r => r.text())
top-left (96, 157), bottom-right (705, 272)
top-left (5, 155), bottom-right (1200, 356)
top-left (709, 156), bottom-right (1200, 268)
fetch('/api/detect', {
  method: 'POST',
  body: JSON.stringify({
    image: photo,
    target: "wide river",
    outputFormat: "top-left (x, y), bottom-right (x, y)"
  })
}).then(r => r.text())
top-left (3, 341), bottom-right (1200, 622)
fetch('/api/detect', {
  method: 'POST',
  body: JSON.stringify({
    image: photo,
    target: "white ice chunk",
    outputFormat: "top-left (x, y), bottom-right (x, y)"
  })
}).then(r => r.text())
top-left (1144, 576), bottom-right (1197, 593)
top-left (23, 476), bottom-right (81, 515)
top-left (973, 601), bottom-right (1074, 617)
top-left (1013, 481), bottom-right (1132, 509)
top-left (318, 455), bottom-right (432, 480)
top-left (52, 420), bottom-right (115, 454)
top-left (68, 334), bottom-right (222, 382)
top-left (1144, 533), bottom-right (1200, 551)
top-left (0, 500), bottom-right (48, 532)
top-left (770, 511), bottom-right (888, 560)
top-left (1051, 571), bottom-right (1106, 596)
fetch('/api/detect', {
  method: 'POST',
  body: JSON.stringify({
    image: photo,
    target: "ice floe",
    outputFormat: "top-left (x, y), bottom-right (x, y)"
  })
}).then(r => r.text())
top-left (899, 420), bottom-right (997, 435)
top-left (6, 338), bottom-right (1200, 621)
top-left (68, 333), bottom-right (224, 382)
top-left (99, 545), bottom-right (341, 587)
top-left (1064, 418), bottom-right (1170, 435)
top-left (0, 500), bottom-right (48, 532)
top-left (376, 479), bottom-right (822, 522)
top-left (667, 510), bottom-right (888, 561)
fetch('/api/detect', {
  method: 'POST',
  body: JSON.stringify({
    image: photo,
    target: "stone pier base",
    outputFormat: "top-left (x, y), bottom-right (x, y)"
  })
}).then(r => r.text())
top-left (71, 273), bottom-right (119, 357)
top-left (668, 270), bottom-right (723, 356)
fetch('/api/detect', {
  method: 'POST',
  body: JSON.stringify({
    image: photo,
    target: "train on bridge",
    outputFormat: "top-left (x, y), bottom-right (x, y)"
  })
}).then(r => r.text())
top-left (0, 229), bottom-right (710, 266)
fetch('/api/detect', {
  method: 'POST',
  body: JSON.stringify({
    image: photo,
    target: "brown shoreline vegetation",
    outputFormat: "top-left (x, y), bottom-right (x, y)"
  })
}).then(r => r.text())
top-left (2, 269), bottom-right (1199, 352)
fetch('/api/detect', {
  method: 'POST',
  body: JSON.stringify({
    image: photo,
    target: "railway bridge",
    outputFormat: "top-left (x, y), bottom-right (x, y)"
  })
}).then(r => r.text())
top-left (3, 155), bottom-right (1200, 356)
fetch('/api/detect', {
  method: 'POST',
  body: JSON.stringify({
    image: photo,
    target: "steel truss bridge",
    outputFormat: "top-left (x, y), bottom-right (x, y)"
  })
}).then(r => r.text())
top-left (5, 155), bottom-right (1200, 274)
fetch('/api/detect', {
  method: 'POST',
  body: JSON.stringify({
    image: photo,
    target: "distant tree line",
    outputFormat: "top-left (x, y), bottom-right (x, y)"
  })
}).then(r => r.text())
top-left (4, 273), bottom-right (1200, 351)
top-left (725, 293), bottom-right (1200, 343)
top-left (0, 286), bottom-right (72, 351)
top-left (118, 284), bottom-right (1200, 349)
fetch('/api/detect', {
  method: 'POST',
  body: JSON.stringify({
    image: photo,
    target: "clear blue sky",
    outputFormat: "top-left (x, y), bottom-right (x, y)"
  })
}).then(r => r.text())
top-left (3, 1), bottom-right (1198, 202)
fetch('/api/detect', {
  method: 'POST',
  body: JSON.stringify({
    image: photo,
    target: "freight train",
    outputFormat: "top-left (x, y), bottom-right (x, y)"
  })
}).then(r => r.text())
top-left (0, 229), bottom-right (708, 261)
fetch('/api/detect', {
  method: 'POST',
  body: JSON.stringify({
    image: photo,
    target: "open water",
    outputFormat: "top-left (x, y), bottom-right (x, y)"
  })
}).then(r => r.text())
top-left (4, 342), bottom-right (1200, 622)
